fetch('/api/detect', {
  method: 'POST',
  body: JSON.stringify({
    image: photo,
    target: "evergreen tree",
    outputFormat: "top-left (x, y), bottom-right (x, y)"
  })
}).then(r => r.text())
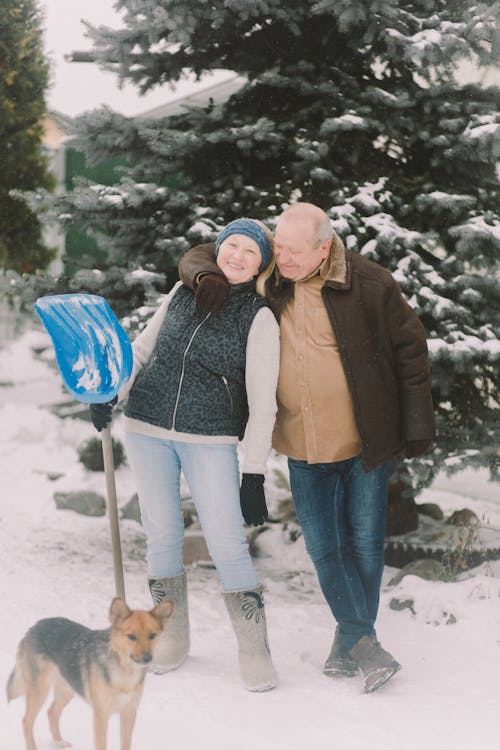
top-left (35, 0), bottom-right (499, 490)
top-left (0, 0), bottom-right (55, 273)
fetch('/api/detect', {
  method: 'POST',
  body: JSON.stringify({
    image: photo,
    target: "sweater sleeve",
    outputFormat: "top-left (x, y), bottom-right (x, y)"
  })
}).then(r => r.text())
top-left (117, 281), bottom-right (182, 402)
top-left (241, 307), bottom-right (280, 474)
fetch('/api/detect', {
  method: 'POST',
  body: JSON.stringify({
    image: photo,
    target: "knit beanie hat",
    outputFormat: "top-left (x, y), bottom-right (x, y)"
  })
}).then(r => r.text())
top-left (215, 218), bottom-right (273, 272)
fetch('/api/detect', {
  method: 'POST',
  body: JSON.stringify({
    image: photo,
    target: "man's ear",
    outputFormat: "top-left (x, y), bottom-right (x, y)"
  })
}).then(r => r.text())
top-left (320, 238), bottom-right (332, 261)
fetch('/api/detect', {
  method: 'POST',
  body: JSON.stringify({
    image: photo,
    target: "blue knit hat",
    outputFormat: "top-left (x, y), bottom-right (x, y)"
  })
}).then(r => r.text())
top-left (215, 218), bottom-right (273, 272)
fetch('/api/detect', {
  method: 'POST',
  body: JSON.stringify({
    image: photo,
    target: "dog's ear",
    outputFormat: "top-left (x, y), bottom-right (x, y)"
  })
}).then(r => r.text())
top-left (151, 600), bottom-right (173, 624)
top-left (109, 597), bottom-right (132, 625)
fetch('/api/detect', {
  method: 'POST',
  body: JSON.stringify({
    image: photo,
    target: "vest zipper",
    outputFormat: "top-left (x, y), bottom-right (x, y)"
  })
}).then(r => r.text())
top-left (172, 312), bottom-right (211, 429)
top-left (221, 375), bottom-right (234, 416)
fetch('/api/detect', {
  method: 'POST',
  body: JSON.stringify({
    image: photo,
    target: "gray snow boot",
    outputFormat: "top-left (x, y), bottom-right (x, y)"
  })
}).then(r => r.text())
top-left (323, 626), bottom-right (359, 677)
top-left (149, 572), bottom-right (190, 673)
top-left (349, 635), bottom-right (401, 693)
top-left (223, 586), bottom-right (278, 692)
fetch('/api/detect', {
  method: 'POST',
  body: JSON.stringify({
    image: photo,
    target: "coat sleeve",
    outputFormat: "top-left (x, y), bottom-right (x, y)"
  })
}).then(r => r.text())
top-left (178, 242), bottom-right (222, 289)
top-left (385, 278), bottom-right (436, 448)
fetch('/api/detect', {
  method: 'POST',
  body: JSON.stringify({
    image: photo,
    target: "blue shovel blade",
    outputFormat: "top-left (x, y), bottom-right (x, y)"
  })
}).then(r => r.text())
top-left (34, 293), bottom-right (133, 404)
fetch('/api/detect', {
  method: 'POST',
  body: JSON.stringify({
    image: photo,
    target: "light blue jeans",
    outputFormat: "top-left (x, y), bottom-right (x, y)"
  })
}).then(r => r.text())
top-left (125, 432), bottom-right (259, 592)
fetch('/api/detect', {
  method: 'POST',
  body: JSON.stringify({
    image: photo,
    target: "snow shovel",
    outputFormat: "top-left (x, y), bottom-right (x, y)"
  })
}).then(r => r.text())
top-left (34, 293), bottom-right (133, 600)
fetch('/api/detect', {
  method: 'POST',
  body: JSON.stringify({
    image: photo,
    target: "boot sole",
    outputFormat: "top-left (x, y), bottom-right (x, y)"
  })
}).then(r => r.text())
top-left (246, 681), bottom-right (278, 692)
top-left (149, 651), bottom-right (189, 674)
top-left (364, 664), bottom-right (401, 693)
top-left (324, 666), bottom-right (359, 678)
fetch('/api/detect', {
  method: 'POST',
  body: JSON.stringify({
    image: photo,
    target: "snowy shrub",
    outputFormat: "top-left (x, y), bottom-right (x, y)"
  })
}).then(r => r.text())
top-left (77, 436), bottom-right (126, 472)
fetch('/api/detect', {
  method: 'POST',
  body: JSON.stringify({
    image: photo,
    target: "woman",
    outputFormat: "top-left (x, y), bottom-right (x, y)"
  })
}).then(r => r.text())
top-left (90, 219), bottom-right (280, 692)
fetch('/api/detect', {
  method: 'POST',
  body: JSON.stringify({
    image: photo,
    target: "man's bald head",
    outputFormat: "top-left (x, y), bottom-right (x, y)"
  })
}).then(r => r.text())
top-left (277, 203), bottom-right (333, 243)
top-left (274, 202), bottom-right (333, 281)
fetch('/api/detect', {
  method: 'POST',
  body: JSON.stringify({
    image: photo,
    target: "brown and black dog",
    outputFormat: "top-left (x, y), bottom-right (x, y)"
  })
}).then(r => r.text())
top-left (6, 597), bottom-right (173, 750)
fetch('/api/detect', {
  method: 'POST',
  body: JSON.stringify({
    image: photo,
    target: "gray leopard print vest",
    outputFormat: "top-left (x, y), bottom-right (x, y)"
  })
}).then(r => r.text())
top-left (125, 282), bottom-right (268, 438)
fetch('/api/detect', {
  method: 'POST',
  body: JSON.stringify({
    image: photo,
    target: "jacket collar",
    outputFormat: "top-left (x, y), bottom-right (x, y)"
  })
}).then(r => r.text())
top-left (281, 232), bottom-right (349, 287)
top-left (265, 232), bottom-right (350, 318)
top-left (320, 233), bottom-right (350, 289)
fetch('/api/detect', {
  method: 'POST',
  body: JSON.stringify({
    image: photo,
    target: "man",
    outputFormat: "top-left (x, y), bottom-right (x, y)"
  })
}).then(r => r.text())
top-left (178, 202), bottom-right (435, 693)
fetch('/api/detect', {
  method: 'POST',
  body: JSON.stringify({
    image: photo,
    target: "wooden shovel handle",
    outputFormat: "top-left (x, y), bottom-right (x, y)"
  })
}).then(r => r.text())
top-left (101, 426), bottom-right (125, 600)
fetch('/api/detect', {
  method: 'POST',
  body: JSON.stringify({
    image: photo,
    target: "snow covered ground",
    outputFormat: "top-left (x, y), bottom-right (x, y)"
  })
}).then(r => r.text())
top-left (0, 326), bottom-right (499, 750)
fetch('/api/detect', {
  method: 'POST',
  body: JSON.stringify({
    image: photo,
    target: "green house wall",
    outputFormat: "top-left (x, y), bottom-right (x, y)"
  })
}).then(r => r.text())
top-left (63, 147), bottom-right (129, 274)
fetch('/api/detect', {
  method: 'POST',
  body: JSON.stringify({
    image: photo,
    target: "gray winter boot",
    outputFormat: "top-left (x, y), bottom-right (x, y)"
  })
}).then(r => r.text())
top-left (348, 635), bottom-right (401, 693)
top-left (323, 626), bottom-right (359, 677)
top-left (149, 572), bottom-right (190, 673)
top-left (223, 586), bottom-right (278, 692)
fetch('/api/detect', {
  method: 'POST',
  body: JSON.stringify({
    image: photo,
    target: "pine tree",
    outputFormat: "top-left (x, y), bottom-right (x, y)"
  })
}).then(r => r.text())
top-left (35, 0), bottom-right (500, 490)
top-left (0, 0), bottom-right (55, 273)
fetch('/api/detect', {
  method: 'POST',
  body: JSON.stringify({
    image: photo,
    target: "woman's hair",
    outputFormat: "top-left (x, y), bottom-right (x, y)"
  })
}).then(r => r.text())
top-left (252, 220), bottom-right (276, 297)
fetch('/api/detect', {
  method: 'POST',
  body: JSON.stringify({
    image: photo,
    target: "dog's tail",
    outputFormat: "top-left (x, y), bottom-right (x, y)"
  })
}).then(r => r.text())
top-left (6, 646), bottom-right (25, 702)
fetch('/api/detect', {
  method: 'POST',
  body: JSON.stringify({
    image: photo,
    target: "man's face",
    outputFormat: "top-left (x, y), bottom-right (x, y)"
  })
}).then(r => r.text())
top-left (274, 218), bottom-right (330, 281)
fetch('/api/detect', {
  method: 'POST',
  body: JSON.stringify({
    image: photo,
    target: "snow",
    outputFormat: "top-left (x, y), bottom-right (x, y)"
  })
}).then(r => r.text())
top-left (362, 213), bottom-right (423, 249)
top-left (73, 352), bottom-right (103, 390)
top-left (321, 114), bottom-right (367, 134)
top-left (1, 327), bottom-right (499, 750)
top-left (186, 221), bottom-right (217, 239)
top-left (428, 335), bottom-right (500, 361)
top-left (417, 286), bottom-right (455, 318)
top-left (410, 29), bottom-right (444, 52)
top-left (464, 122), bottom-right (500, 140)
top-left (450, 216), bottom-right (500, 244)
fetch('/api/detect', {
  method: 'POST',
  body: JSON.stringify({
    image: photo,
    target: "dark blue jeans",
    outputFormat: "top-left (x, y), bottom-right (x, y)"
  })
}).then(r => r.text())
top-left (288, 454), bottom-right (390, 650)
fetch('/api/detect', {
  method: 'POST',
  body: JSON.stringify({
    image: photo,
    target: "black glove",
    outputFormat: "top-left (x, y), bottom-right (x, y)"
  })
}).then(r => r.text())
top-left (240, 473), bottom-right (268, 526)
top-left (404, 439), bottom-right (432, 459)
top-left (89, 396), bottom-right (117, 432)
top-left (195, 273), bottom-right (230, 313)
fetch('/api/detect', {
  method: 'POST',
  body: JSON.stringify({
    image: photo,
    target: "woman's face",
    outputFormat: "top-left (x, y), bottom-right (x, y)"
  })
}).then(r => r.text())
top-left (216, 233), bottom-right (262, 284)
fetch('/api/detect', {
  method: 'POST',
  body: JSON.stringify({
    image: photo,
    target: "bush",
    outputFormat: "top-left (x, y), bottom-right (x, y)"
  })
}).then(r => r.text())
top-left (77, 436), bottom-right (126, 472)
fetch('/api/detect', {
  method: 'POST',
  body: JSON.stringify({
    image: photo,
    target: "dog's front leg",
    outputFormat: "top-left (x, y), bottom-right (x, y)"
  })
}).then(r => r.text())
top-left (92, 709), bottom-right (109, 750)
top-left (119, 704), bottom-right (138, 750)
